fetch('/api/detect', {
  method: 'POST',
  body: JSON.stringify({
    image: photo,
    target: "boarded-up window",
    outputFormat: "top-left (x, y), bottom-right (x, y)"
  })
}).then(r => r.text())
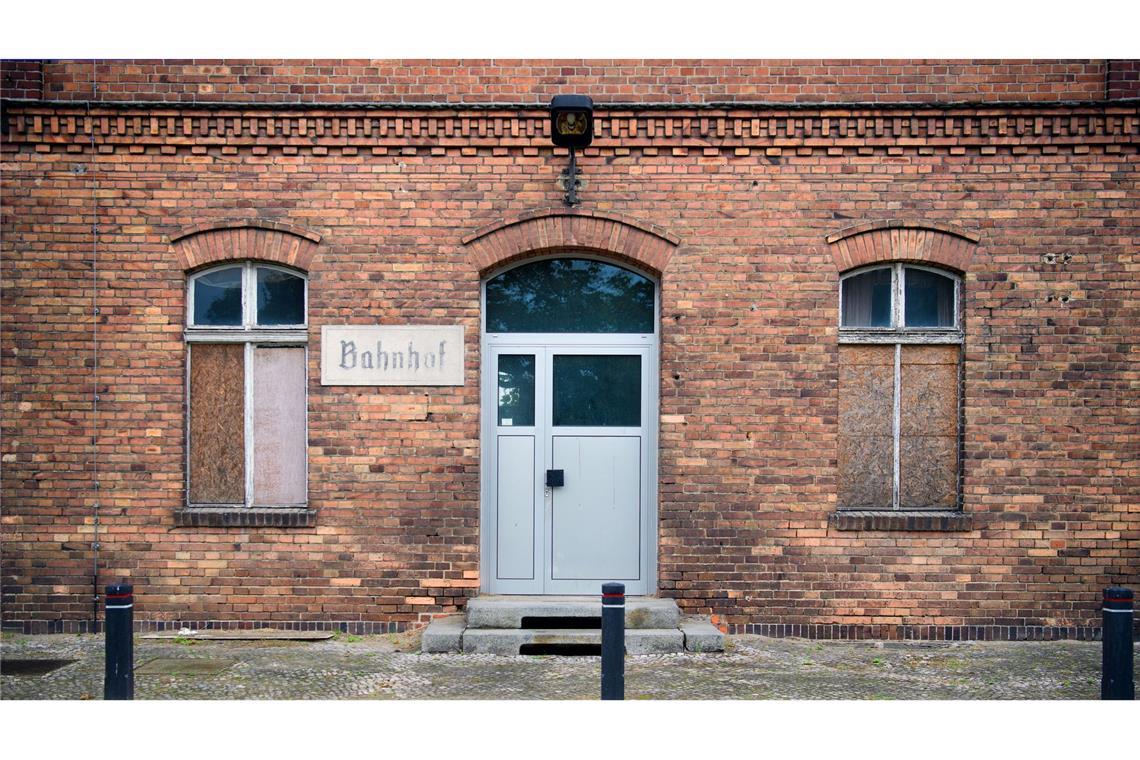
top-left (188, 344), bottom-right (308, 506)
top-left (186, 262), bottom-right (308, 508)
top-left (838, 344), bottom-right (959, 510)
top-left (189, 343), bottom-right (246, 504)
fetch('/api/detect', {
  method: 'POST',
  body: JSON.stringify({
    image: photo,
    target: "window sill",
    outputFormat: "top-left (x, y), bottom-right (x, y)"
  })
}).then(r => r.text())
top-left (829, 510), bottom-right (972, 532)
top-left (175, 506), bottom-right (316, 528)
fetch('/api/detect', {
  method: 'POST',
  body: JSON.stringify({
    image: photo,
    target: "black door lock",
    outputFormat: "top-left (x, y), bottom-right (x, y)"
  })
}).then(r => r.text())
top-left (545, 469), bottom-right (565, 488)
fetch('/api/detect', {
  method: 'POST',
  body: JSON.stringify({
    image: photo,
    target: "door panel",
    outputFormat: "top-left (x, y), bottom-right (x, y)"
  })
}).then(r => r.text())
top-left (550, 435), bottom-right (641, 582)
top-left (495, 435), bottom-right (537, 580)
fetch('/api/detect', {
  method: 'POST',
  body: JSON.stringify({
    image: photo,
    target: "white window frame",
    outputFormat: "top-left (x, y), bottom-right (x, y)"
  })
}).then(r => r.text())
top-left (185, 262), bottom-right (309, 508)
top-left (838, 263), bottom-right (963, 511)
top-left (839, 263), bottom-right (961, 344)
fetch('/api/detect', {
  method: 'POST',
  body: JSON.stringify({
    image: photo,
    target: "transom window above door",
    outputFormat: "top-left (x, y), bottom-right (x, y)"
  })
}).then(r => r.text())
top-left (485, 258), bottom-right (655, 333)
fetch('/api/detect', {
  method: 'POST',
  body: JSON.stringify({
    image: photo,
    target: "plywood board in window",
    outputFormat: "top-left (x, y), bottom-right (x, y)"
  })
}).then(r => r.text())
top-left (837, 435), bottom-right (893, 508)
top-left (900, 360), bottom-right (959, 437)
top-left (901, 344), bottom-right (959, 365)
top-left (189, 343), bottom-right (245, 504)
top-left (839, 344), bottom-right (893, 366)
top-left (839, 360), bottom-right (893, 438)
top-left (899, 435), bottom-right (958, 508)
top-left (252, 346), bottom-right (307, 505)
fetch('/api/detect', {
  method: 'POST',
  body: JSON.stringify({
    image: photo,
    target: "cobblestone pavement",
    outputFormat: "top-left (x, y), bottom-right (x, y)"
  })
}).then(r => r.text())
top-left (2, 631), bottom-right (1133, 700)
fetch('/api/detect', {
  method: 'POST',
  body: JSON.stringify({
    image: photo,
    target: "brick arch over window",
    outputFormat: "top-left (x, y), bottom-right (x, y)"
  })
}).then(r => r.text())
top-left (461, 208), bottom-right (680, 276)
top-left (170, 219), bottom-right (322, 272)
top-left (826, 220), bottom-right (980, 273)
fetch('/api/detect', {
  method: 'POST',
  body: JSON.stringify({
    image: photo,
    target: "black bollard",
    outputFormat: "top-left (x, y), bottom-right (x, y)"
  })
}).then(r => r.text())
top-left (1101, 586), bottom-right (1134, 700)
top-left (104, 583), bottom-right (134, 700)
top-left (601, 582), bottom-right (625, 700)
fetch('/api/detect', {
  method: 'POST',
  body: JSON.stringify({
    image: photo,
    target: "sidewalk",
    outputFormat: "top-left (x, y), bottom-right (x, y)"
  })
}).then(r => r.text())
top-left (1, 630), bottom-right (1128, 700)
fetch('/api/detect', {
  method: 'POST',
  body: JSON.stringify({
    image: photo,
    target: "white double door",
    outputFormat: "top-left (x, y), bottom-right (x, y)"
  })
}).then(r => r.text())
top-left (483, 339), bottom-right (654, 595)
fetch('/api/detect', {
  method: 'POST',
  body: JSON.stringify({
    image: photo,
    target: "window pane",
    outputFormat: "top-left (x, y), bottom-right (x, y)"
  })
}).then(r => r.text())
top-left (497, 354), bottom-right (535, 426)
top-left (841, 268), bottom-right (892, 327)
top-left (904, 268), bottom-right (955, 327)
top-left (256, 267), bottom-right (305, 326)
top-left (193, 267), bottom-right (242, 325)
top-left (486, 258), bottom-right (654, 333)
top-left (252, 346), bottom-right (307, 505)
top-left (188, 343), bottom-right (245, 503)
top-left (553, 355), bottom-right (641, 427)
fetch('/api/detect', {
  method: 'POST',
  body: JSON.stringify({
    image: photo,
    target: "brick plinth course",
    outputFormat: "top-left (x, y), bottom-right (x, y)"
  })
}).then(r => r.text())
top-left (1, 60), bottom-right (1138, 639)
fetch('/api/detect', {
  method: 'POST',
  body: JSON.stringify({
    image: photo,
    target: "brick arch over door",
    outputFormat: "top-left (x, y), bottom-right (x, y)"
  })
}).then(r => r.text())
top-left (461, 208), bottom-right (680, 276)
top-left (826, 220), bottom-right (980, 273)
top-left (169, 219), bottom-right (322, 272)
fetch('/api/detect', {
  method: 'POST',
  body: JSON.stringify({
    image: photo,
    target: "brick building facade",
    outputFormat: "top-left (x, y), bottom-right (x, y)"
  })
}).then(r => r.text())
top-left (2, 60), bottom-right (1137, 638)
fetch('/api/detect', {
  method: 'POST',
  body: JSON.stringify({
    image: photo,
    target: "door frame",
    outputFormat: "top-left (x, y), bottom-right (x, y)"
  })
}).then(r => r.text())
top-left (479, 254), bottom-right (660, 596)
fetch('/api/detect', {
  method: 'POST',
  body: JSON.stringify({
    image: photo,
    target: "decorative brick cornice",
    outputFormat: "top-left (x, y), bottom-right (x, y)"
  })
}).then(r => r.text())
top-left (171, 220), bottom-right (321, 272)
top-left (826, 220), bottom-right (980, 273)
top-left (462, 208), bottom-right (679, 275)
top-left (4, 104), bottom-right (1137, 157)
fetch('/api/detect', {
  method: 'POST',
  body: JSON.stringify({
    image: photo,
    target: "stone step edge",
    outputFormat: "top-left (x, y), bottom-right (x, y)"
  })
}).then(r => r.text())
top-left (421, 615), bottom-right (724, 654)
top-left (462, 627), bottom-right (683, 655)
top-left (464, 596), bottom-right (681, 630)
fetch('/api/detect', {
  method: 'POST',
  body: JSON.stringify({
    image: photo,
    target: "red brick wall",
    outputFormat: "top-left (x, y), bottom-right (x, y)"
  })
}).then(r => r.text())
top-left (1, 59), bottom-right (42, 99)
top-left (1108, 60), bottom-right (1140, 100)
top-left (20, 59), bottom-right (1117, 105)
top-left (2, 93), bottom-right (1138, 637)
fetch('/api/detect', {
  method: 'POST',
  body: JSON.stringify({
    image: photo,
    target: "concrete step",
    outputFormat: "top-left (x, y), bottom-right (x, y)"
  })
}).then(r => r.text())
top-left (679, 619), bottom-right (725, 653)
top-left (461, 627), bottom-right (684, 655)
top-left (464, 595), bottom-right (681, 630)
top-left (421, 613), bottom-right (725, 655)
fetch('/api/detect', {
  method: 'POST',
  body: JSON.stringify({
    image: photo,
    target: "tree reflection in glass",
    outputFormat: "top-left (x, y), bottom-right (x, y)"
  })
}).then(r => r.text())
top-left (257, 267), bottom-right (305, 326)
top-left (553, 355), bottom-right (640, 427)
top-left (486, 258), bottom-right (654, 333)
top-left (193, 267), bottom-right (242, 325)
top-left (497, 354), bottom-right (535, 426)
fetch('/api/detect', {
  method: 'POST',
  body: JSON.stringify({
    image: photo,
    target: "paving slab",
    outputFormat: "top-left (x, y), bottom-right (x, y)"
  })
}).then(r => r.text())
top-left (140, 630), bottom-right (333, 641)
top-left (135, 658), bottom-right (235, 676)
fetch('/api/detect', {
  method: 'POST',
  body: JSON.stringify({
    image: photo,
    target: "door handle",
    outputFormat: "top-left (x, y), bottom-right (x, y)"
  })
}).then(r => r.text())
top-left (545, 469), bottom-right (565, 488)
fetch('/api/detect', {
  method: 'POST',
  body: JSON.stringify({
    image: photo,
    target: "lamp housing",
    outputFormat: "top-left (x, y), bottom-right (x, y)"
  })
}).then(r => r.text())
top-left (549, 95), bottom-right (594, 149)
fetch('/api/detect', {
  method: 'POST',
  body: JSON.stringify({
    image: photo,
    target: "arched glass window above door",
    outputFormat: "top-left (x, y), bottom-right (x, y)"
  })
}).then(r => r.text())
top-left (485, 258), bottom-right (655, 333)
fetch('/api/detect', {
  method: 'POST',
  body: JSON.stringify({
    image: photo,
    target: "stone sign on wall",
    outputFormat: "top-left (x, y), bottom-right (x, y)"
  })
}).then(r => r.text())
top-left (321, 325), bottom-right (464, 386)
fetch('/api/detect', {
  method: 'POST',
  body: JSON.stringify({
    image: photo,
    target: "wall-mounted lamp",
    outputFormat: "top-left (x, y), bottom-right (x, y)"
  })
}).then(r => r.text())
top-left (549, 95), bottom-right (594, 206)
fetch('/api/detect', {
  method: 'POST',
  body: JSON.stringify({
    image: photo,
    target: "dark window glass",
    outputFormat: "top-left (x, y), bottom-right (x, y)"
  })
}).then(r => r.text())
top-left (193, 268), bottom-right (242, 326)
top-left (486, 258), bottom-right (654, 333)
top-left (841, 268), bottom-right (893, 327)
top-left (904, 268), bottom-right (955, 327)
top-left (553, 355), bottom-right (641, 427)
top-left (497, 354), bottom-right (536, 427)
top-left (256, 267), bottom-right (305, 326)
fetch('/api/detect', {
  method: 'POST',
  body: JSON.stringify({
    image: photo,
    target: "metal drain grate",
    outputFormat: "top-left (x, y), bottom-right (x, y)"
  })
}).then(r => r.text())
top-left (1, 659), bottom-right (77, 676)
